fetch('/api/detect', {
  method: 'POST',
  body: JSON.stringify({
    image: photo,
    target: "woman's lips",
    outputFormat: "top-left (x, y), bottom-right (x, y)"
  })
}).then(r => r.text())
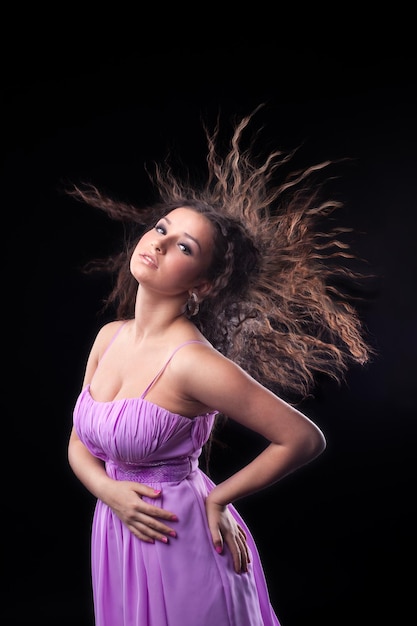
top-left (140, 253), bottom-right (158, 268)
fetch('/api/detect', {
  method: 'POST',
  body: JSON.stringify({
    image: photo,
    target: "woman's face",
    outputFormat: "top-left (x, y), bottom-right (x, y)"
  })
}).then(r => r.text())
top-left (130, 207), bottom-right (215, 297)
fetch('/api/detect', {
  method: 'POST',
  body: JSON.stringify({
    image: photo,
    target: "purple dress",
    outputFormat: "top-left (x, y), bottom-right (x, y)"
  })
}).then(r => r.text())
top-left (73, 328), bottom-right (281, 626)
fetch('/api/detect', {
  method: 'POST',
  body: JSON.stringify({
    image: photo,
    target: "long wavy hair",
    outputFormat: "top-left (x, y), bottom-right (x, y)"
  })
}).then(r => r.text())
top-left (66, 105), bottom-right (373, 405)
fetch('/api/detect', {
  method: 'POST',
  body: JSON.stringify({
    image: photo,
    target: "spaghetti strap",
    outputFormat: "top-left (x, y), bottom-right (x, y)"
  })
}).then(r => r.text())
top-left (141, 340), bottom-right (206, 399)
top-left (98, 321), bottom-right (128, 366)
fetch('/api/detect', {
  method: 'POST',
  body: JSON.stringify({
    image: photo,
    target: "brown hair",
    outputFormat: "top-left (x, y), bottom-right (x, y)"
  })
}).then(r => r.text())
top-left (67, 105), bottom-right (373, 402)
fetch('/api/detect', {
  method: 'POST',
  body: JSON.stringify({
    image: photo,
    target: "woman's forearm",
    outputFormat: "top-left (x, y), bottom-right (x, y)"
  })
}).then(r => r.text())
top-left (68, 436), bottom-right (112, 501)
top-left (207, 435), bottom-right (324, 507)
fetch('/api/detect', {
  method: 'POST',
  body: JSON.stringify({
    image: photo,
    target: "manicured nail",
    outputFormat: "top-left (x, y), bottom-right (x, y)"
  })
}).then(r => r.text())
top-left (153, 489), bottom-right (161, 495)
top-left (215, 546), bottom-right (222, 554)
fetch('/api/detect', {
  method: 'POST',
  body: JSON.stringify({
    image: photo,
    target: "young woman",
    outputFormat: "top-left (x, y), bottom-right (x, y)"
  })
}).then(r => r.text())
top-left (68, 107), bottom-right (371, 626)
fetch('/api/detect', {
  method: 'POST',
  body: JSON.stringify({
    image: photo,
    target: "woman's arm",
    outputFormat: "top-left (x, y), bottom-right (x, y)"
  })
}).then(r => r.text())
top-left (67, 323), bottom-right (179, 544)
top-left (68, 428), bottom-right (178, 544)
top-left (181, 344), bottom-right (326, 500)
top-left (176, 344), bottom-right (326, 570)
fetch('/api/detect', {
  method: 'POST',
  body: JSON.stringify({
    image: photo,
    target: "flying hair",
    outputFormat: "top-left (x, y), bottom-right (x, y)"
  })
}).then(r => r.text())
top-left (66, 104), bottom-right (374, 402)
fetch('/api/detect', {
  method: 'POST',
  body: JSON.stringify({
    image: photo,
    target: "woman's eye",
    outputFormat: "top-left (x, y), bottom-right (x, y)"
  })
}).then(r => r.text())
top-left (154, 224), bottom-right (191, 255)
top-left (178, 243), bottom-right (191, 255)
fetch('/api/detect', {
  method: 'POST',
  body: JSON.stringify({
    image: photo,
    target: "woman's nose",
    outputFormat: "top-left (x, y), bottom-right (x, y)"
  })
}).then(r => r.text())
top-left (151, 240), bottom-right (162, 253)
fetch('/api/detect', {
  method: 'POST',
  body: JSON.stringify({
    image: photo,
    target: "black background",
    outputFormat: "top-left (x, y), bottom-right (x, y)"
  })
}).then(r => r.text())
top-left (3, 31), bottom-right (416, 626)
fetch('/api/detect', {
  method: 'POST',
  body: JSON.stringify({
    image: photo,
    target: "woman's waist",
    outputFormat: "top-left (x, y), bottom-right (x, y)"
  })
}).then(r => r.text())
top-left (106, 455), bottom-right (197, 482)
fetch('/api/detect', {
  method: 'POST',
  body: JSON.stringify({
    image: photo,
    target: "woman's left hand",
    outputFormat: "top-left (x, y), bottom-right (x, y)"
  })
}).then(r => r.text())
top-left (205, 495), bottom-right (250, 574)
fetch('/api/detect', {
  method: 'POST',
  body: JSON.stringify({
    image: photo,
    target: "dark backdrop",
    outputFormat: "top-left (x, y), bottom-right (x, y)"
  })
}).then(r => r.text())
top-left (3, 41), bottom-right (416, 626)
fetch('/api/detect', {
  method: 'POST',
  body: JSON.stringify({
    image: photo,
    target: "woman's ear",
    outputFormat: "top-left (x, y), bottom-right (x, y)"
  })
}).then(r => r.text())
top-left (194, 280), bottom-right (212, 299)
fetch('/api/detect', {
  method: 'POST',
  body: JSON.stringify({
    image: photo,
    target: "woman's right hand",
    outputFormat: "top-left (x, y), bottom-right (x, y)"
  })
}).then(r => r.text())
top-left (68, 428), bottom-right (178, 544)
top-left (103, 480), bottom-right (178, 544)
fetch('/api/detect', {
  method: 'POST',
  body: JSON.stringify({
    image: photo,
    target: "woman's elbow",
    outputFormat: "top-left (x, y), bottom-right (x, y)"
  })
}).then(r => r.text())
top-left (291, 419), bottom-right (326, 463)
top-left (305, 424), bottom-right (327, 460)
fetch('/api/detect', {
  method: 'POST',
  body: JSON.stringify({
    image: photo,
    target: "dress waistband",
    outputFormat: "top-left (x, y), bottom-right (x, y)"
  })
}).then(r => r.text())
top-left (107, 456), bottom-right (193, 483)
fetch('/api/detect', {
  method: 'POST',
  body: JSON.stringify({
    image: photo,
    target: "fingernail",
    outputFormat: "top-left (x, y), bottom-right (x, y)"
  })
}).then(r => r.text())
top-left (170, 515), bottom-right (178, 521)
top-left (215, 546), bottom-right (222, 554)
top-left (168, 530), bottom-right (177, 537)
top-left (153, 489), bottom-right (161, 495)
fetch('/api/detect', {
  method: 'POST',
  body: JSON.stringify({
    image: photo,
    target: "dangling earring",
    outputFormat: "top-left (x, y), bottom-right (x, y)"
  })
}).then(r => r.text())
top-left (187, 291), bottom-right (200, 317)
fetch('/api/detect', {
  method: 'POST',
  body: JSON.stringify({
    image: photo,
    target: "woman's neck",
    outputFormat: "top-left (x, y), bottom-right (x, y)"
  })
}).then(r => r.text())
top-left (132, 287), bottom-right (188, 340)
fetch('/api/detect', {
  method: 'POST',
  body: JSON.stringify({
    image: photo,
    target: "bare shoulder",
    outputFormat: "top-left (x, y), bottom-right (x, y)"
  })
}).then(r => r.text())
top-left (173, 342), bottom-right (320, 443)
top-left (93, 320), bottom-right (129, 356)
top-left (174, 341), bottom-right (251, 381)
top-left (173, 342), bottom-right (266, 411)
top-left (82, 320), bottom-right (128, 384)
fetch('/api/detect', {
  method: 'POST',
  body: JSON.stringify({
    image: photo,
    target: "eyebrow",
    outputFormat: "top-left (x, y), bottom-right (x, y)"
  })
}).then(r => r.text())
top-left (161, 216), bottom-right (202, 251)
